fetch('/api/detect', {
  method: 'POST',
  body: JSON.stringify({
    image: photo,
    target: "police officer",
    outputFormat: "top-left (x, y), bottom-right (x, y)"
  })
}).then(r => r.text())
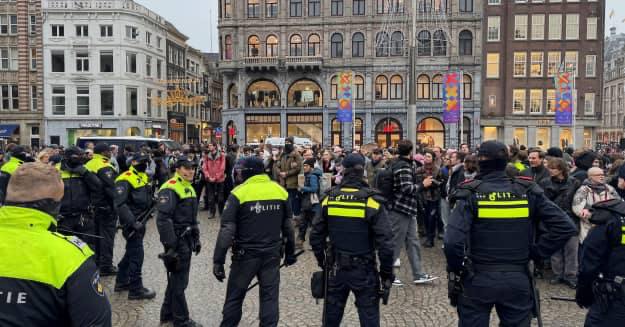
top-left (0, 146), bottom-right (34, 204)
top-left (85, 142), bottom-right (119, 275)
top-left (444, 140), bottom-right (577, 327)
top-left (0, 162), bottom-right (112, 326)
top-left (213, 156), bottom-right (296, 327)
top-left (112, 153), bottom-right (156, 300)
top-left (309, 153), bottom-right (395, 327)
top-left (56, 146), bottom-right (102, 250)
top-left (156, 157), bottom-right (202, 327)
top-left (576, 199), bottom-right (625, 326)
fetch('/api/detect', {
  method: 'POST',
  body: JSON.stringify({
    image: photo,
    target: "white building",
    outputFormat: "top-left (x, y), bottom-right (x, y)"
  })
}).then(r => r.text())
top-left (42, 0), bottom-right (168, 146)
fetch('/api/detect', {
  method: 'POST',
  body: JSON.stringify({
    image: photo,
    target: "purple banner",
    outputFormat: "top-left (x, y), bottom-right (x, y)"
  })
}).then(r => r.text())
top-left (555, 72), bottom-right (573, 126)
top-left (442, 72), bottom-right (461, 124)
top-left (337, 71), bottom-right (353, 123)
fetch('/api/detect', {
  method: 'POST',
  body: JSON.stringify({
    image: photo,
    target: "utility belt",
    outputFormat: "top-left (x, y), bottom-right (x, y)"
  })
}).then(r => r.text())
top-left (593, 275), bottom-right (625, 312)
top-left (473, 263), bottom-right (527, 274)
top-left (231, 243), bottom-right (282, 261)
top-left (334, 252), bottom-right (375, 270)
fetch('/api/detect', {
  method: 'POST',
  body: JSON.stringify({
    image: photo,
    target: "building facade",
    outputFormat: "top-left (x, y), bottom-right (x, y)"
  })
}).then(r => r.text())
top-left (600, 27), bottom-right (625, 144)
top-left (481, 0), bottom-right (605, 149)
top-left (42, 0), bottom-right (168, 146)
top-left (218, 0), bottom-right (482, 149)
top-left (165, 22), bottom-right (188, 144)
top-left (203, 52), bottom-right (223, 143)
top-left (0, 0), bottom-right (44, 147)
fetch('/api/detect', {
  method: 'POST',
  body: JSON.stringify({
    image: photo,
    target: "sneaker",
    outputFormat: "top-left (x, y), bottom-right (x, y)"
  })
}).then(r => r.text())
top-left (414, 274), bottom-right (438, 284)
top-left (392, 278), bottom-right (404, 286)
top-left (393, 258), bottom-right (401, 268)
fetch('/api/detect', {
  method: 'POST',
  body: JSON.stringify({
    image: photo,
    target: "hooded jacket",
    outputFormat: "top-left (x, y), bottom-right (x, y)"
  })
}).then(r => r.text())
top-left (202, 150), bottom-right (226, 183)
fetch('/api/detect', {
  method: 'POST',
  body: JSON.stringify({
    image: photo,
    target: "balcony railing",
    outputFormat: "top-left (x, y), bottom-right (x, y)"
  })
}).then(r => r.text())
top-left (243, 57), bottom-right (278, 66)
top-left (285, 56), bottom-right (322, 65)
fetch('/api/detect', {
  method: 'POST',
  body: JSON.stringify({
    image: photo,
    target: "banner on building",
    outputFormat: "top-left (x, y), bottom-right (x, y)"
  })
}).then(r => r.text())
top-left (442, 72), bottom-right (461, 124)
top-left (337, 71), bottom-right (353, 123)
top-left (555, 72), bottom-right (573, 126)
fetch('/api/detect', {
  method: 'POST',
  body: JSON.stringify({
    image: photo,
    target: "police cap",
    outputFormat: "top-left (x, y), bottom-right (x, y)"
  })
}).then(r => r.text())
top-left (130, 152), bottom-right (150, 163)
top-left (342, 153), bottom-right (365, 169)
top-left (175, 157), bottom-right (197, 169)
top-left (93, 142), bottom-right (110, 154)
top-left (478, 141), bottom-right (509, 161)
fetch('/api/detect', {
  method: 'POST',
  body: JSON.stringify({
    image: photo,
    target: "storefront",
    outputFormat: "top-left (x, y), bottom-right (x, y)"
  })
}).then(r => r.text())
top-left (417, 117), bottom-right (445, 148)
top-left (375, 118), bottom-right (403, 148)
top-left (167, 112), bottom-right (186, 144)
top-left (245, 114), bottom-right (280, 144)
top-left (144, 123), bottom-right (164, 138)
top-left (287, 114), bottom-right (322, 145)
top-left (67, 123), bottom-right (117, 146)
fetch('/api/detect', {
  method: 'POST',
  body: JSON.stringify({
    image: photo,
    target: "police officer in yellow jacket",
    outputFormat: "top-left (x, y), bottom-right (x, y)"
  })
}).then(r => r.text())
top-left (0, 146), bottom-right (34, 204)
top-left (156, 157), bottom-right (202, 327)
top-left (0, 162), bottom-right (111, 326)
top-left (213, 157), bottom-right (296, 327)
top-left (309, 153), bottom-right (395, 327)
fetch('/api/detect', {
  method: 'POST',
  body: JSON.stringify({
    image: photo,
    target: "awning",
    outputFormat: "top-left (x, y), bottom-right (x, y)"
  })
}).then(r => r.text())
top-left (0, 124), bottom-right (18, 138)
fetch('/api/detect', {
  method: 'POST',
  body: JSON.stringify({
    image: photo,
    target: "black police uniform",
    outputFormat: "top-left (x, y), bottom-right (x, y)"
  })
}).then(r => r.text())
top-left (577, 199), bottom-right (625, 327)
top-left (156, 158), bottom-right (201, 327)
top-left (309, 154), bottom-right (395, 327)
top-left (444, 141), bottom-right (577, 327)
top-left (213, 158), bottom-right (295, 327)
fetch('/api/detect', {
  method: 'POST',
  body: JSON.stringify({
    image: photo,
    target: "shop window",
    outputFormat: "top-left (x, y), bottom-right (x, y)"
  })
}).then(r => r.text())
top-left (376, 118), bottom-right (402, 148)
top-left (288, 79), bottom-right (322, 107)
top-left (417, 117), bottom-right (444, 147)
top-left (287, 114), bottom-right (323, 144)
top-left (246, 114), bottom-right (281, 144)
top-left (246, 80), bottom-right (280, 108)
top-left (331, 118), bottom-right (342, 146)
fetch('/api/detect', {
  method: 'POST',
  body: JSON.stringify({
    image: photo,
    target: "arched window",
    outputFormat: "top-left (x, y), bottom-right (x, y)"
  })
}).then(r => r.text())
top-left (290, 34), bottom-right (302, 56)
top-left (376, 118), bottom-right (402, 147)
top-left (352, 32), bottom-right (365, 57)
top-left (417, 117), bottom-right (445, 147)
top-left (417, 74), bottom-right (430, 99)
top-left (308, 34), bottom-right (321, 56)
top-left (228, 84), bottom-right (238, 109)
top-left (391, 31), bottom-right (403, 56)
top-left (266, 35), bottom-right (278, 57)
top-left (224, 35), bottom-right (233, 60)
top-left (433, 30), bottom-right (447, 56)
top-left (331, 33), bottom-right (343, 58)
top-left (354, 75), bottom-right (365, 100)
top-left (390, 75), bottom-right (403, 99)
top-left (330, 76), bottom-right (338, 100)
top-left (463, 74), bottom-right (472, 100)
top-left (355, 118), bottom-right (363, 146)
top-left (432, 74), bottom-right (443, 99)
top-left (287, 79), bottom-right (323, 107)
top-left (246, 79), bottom-right (280, 108)
top-left (376, 32), bottom-right (389, 57)
top-left (417, 30), bottom-right (431, 56)
top-left (248, 35), bottom-right (260, 57)
top-left (459, 30), bottom-right (473, 56)
top-left (375, 75), bottom-right (388, 100)
top-left (331, 118), bottom-right (342, 146)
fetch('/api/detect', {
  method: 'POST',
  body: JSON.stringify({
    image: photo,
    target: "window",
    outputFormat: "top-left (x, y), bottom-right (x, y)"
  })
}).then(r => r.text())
top-left (146, 31), bottom-right (152, 45)
top-left (354, 75), bottom-right (364, 100)
top-left (267, 35), bottom-right (279, 57)
top-left (146, 55), bottom-right (152, 77)
top-left (30, 15), bottom-right (36, 35)
top-left (331, 0), bottom-right (343, 16)
top-left (331, 76), bottom-right (338, 100)
top-left (266, 0), bottom-right (278, 17)
top-left (352, 32), bottom-right (365, 57)
top-left (390, 75), bottom-right (403, 99)
top-left (547, 51), bottom-right (560, 77)
top-left (0, 48), bottom-right (7, 70)
top-left (289, 34), bottom-right (302, 56)
top-left (565, 14), bottom-right (579, 40)
top-left (586, 55), bottom-right (596, 77)
top-left (390, 31), bottom-right (404, 56)
top-left (224, 0), bottom-right (232, 18)
top-left (126, 52), bottom-right (137, 73)
top-left (584, 92), bottom-right (595, 115)
top-left (0, 16), bottom-right (6, 35)
top-left (331, 33), bottom-right (343, 58)
top-left (417, 30), bottom-right (431, 56)
top-left (30, 48), bottom-right (36, 70)
top-left (248, 35), bottom-right (260, 57)
top-left (75, 25), bottom-right (88, 37)
top-left (353, 0), bottom-right (365, 15)
top-left (156, 36), bottom-right (162, 49)
top-left (146, 89), bottom-right (152, 117)
top-left (376, 32), bottom-right (389, 57)
top-left (76, 52), bottom-right (89, 72)
top-left (513, 89), bottom-right (526, 114)
top-left (248, 0), bottom-right (260, 18)
top-left (486, 53), bottom-right (499, 78)
top-left (432, 75), bottom-right (443, 99)
top-left (309, 0), bottom-right (321, 16)
top-left (375, 75), bottom-right (388, 100)
top-left (488, 0), bottom-right (500, 4)
top-left (548, 14), bottom-right (561, 40)
top-left (51, 24), bottom-right (64, 37)
top-left (530, 52), bottom-right (543, 77)
top-left (224, 35), bottom-right (233, 59)
top-left (51, 51), bottom-right (65, 72)
top-left (532, 15), bottom-right (545, 40)
top-left (463, 74), bottom-right (472, 100)
top-left (125, 26), bottom-right (138, 39)
top-left (30, 85), bottom-right (37, 111)
top-left (487, 16), bottom-right (500, 41)
top-left (459, 0), bottom-right (473, 12)
top-left (157, 59), bottom-right (162, 79)
top-left (9, 15), bottom-right (16, 34)
top-left (100, 25), bottom-right (113, 37)
top-left (127, 87), bottom-right (138, 116)
top-left (156, 91), bottom-right (163, 117)
top-left (417, 74), bottom-right (430, 99)
top-left (0, 85), bottom-right (17, 110)
top-left (433, 30), bottom-right (447, 56)
top-left (587, 17), bottom-right (597, 40)
top-left (515, 15), bottom-right (528, 40)
top-left (100, 86), bottom-right (114, 115)
top-left (513, 52), bottom-right (527, 77)
top-left (308, 34), bottom-right (321, 56)
top-left (100, 51), bottom-right (113, 72)
top-left (546, 89), bottom-right (556, 113)
top-left (564, 51), bottom-right (577, 75)
top-left (77, 87), bottom-right (90, 115)
top-left (52, 86), bottom-right (65, 115)
top-left (290, 0), bottom-right (302, 17)
top-left (530, 89), bottom-right (542, 114)
top-left (459, 30), bottom-right (472, 56)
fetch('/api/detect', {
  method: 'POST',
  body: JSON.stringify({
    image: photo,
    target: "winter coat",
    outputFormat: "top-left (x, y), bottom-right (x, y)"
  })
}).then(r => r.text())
top-left (365, 159), bottom-right (386, 187)
top-left (416, 163), bottom-right (441, 202)
top-left (202, 151), bottom-right (226, 183)
top-left (540, 176), bottom-right (580, 227)
top-left (521, 165), bottom-right (550, 185)
top-left (273, 150), bottom-right (303, 189)
top-left (301, 168), bottom-right (322, 213)
top-left (572, 180), bottom-right (621, 242)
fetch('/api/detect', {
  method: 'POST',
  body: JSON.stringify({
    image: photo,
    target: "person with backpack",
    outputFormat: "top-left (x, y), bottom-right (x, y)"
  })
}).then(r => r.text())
top-left (296, 158), bottom-right (322, 249)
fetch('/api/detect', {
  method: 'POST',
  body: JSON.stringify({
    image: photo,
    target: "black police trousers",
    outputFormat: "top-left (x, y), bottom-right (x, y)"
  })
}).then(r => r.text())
top-left (325, 264), bottom-right (380, 327)
top-left (94, 205), bottom-right (117, 270)
top-left (58, 212), bottom-right (96, 251)
top-left (220, 254), bottom-right (281, 327)
top-left (116, 228), bottom-right (146, 293)
top-left (585, 298), bottom-right (625, 327)
top-left (161, 243), bottom-right (192, 327)
top-left (457, 271), bottom-right (532, 327)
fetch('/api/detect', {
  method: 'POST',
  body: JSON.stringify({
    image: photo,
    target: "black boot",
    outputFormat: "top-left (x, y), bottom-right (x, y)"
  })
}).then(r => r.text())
top-left (128, 287), bottom-right (156, 300)
top-left (99, 266), bottom-right (118, 276)
top-left (180, 319), bottom-right (203, 327)
top-left (114, 281), bottom-right (130, 292)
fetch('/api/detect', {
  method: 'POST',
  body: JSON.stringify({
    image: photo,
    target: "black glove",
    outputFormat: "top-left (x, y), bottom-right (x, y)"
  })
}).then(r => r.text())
top-left (379, 270), bottom-right (395, 285)
top-left (193, 240), bottom-right (201, 256)
top-left (159, 248), bottom-right (179, 272)
top-left (213, 264), bottom-right (226, 282)
top-left (576, 283), bottom-right (594, 308)
top-left (284, 254), bottom-right (297, 266)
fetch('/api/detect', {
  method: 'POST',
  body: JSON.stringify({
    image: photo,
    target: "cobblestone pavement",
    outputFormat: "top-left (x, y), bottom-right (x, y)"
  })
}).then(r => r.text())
top-left (106, 210), bottom-right (587, 327)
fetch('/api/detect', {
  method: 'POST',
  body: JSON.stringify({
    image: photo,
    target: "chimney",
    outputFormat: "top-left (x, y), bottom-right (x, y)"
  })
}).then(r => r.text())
top-left (611, 26), bottom-right (617, 36)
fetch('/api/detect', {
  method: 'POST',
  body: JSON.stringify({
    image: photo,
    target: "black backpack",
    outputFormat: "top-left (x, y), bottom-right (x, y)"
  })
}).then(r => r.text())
top-left (373, 160), bottom-right (397, 203)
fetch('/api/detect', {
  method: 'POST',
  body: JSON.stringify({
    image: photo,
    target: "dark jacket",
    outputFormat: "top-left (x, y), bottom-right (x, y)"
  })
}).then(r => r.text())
top-left (57, 161), bottom-right (102, 216)
top-left (156, 173), bottom-right (200, 249)
top-left (521, 165), bottom-right (550, 185)
top-left (540, 176), bottom-right (580, 227)
top-left (301, 168), bottom-right (322, 214)
top-left (392, 156), bottom-right (425, 217)
top-left (274, 150), bottom-right (303, 189)
top-left (114, 166), bottom-right (152, 228)
top-left (85, 154), bottom-right (118, 208)
top-left (447, 164), bottom-right (465, 204)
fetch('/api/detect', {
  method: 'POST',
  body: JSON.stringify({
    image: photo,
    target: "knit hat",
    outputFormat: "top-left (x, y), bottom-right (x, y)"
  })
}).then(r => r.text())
top-left (546, 147), bottom-right (563, 158)
top-left (342, 153), bottom-right (365, 169)
top-left (574, 151), bottom-right (596, 171)
top-left (303, 158), bottom-right (316, 167)
top-left (6, 162), bottom-right (63, 202)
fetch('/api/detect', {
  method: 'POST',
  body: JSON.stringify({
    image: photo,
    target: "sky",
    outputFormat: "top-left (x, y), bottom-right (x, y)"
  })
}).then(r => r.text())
top-left (139, 0), bottom-right (625, 52)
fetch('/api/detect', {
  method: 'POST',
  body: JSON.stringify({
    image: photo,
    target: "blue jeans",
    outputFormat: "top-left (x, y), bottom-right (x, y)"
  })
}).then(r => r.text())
top-left (287, 189), bottom-right (301, 216)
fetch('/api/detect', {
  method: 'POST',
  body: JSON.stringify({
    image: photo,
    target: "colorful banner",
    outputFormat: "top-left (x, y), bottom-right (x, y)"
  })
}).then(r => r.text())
top-left (442, 72), bottom-right (461, 124)
top-left (555, 72), bottom-right (573, 126)
top-left (337, 71), bottom-right (353, 123)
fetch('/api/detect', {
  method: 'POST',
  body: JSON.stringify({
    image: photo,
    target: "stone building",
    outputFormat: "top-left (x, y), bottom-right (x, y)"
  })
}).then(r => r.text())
top-left (600, 26), bottom-right (625, 144)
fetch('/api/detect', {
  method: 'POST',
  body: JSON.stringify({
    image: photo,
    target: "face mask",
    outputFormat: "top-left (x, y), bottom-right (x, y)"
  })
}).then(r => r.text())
top-left (284, 144), bottom-right (294, 153)
top-left (134, 162), bottom-right (148, 172)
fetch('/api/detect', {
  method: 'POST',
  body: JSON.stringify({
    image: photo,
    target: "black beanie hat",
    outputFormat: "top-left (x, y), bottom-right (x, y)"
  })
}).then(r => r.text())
top-left (546, 147), bottom-right (563, 158)
top-left (574, 151), bottom-right (596, 171)
top-left (303, 158), bottom-right (316, 167)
